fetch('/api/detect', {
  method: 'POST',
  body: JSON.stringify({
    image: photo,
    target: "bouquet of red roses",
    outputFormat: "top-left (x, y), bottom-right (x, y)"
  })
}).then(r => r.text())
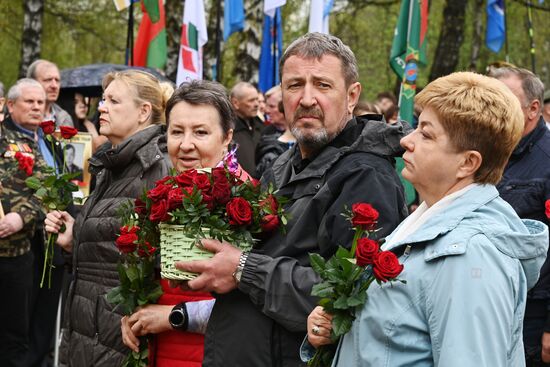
top-left (25, 122), bottom-right (81, 288)
top-left (108, 166), bottom-right (287, 366)
top-left (116, 165), bottom-right (287, 280)
top-left (308, 203), bottom-right (405, 366)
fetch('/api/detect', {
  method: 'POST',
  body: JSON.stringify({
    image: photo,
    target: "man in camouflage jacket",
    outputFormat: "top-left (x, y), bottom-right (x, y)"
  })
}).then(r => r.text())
top-left (0, 78), bottom-right (47, 367)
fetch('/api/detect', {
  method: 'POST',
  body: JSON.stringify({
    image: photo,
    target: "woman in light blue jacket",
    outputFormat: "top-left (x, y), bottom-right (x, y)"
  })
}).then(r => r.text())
top-left (304, 72), bottom-right (549, 367)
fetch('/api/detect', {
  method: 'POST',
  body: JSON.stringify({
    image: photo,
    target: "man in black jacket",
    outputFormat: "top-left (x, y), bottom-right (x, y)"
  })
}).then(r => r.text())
top-left (177, 33), bottom-right (409, 366)
top-left (230, 81), bottom-right (264, 177)
top-left (489, 66), bottom-right (550, 367)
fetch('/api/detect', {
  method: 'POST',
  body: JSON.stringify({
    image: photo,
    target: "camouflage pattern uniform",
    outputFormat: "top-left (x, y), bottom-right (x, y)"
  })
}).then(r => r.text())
top-left (0, 119), bottom-right (47, 257)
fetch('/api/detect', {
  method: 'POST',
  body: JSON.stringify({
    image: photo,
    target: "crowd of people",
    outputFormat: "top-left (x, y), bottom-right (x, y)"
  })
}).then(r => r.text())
top-left (1, 32), bottom-right (550, 367)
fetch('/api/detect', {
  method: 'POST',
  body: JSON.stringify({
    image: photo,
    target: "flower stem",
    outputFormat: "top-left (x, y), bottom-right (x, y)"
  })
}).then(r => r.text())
top-left (349, 227), bottom-right (364, 257)
top-left (40, 233), bottom-right (57, 288)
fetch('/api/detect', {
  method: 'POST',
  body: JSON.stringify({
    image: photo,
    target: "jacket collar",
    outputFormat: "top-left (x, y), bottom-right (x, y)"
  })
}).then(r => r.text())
top-left (385, 184), bottom-right (500, 251)
top-left (511, 117), bottom-right (546, 158)
top-left (89, 125), bottom-right (164, 174)
top-left (270, 116), bottom-right (411, 188)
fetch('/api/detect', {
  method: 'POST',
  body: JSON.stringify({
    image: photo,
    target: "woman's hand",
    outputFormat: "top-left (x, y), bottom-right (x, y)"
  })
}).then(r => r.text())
top-left (121, 304), bottom-right (173, 352)
top-left (307, 306), bottom-right (334, 349)
top-left (44, 211), bottom-right (75, 252)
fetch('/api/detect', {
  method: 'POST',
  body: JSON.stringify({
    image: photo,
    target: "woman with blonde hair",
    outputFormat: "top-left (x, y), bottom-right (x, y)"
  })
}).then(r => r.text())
top-left (44, 70), bottom-right (173, 366)
top-left (304, 72), bottom-right (549, 366)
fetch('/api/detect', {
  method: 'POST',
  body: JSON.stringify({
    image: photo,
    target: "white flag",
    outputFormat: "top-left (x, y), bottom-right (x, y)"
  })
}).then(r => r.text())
top-left (308, 0), bottom-right (333, 34)
top-left (176, 0), bottom-right (208, 85)
top-left (264, 0), bottom-right (286, 17)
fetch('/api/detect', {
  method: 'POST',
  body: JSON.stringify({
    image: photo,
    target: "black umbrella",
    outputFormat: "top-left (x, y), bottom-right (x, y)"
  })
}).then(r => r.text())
top-left (60, 63), bottom-right (173, 97)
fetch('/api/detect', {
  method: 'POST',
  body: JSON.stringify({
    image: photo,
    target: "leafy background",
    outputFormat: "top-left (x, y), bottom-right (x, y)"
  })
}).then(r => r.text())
top-left (1, 0), bottom-right (549, 101)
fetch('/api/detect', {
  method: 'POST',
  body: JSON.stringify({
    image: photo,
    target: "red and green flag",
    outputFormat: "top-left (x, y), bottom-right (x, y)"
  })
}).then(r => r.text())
top-left (133, 0), bottom-right (167, 69)
top-left (390, 0), bottom-right (428, 206)
top-left (176, 0), bottom-right (208, 85)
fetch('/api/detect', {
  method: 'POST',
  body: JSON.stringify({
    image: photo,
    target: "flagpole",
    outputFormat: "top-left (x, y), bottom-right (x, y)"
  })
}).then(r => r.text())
top-left (214, 0), bottom-right (222, 81)
top-left (272, 10), bottom-right (278, 86)
top-left (398, 0), bottom-right (415, 111)
top-left (125, 2), bottom-right (135, 66)
top-left (526, 0), bottom-right (536, 72)
top-left (503, 0), bottom-right (509, 63)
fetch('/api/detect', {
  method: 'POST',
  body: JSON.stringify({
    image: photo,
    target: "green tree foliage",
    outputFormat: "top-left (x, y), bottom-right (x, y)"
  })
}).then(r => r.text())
top-left (0, 0), bottom-right (548, 99)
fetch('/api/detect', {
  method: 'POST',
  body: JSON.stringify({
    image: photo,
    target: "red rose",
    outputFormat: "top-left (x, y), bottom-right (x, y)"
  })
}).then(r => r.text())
top-left (372, 251), bottom-right (404, 282)
top-left (260, 195), bottom-right (278, 214)
top-left (15, 152), bottom-right (34, 176)
top-left (202, 192), bottom-right (215, 210)
top-left (60, 126), bottom-right (79, 139)
top-left (260, 214), bottom-right (279, 233)
top-left (174, 169), bottom-right (198, 187)
top-left (137, 241), bottom-right (157, 257)
top-left (545, 199), bottom-right (550, 220)
top-left (134, 197), bottom-right (147, 216)
top-left (39, 120), bottom-right (55, 135)
top-left (352, 203), bottom-right (379, 230)
top-left (193, 173), bottom-right (211, 191)
top-left (115, 225), bottom-right (139, 254)
top-left (147, 184), bottom-right (172, 202)
top-left (167, 187), bottom-right (192, 210)
top-left (149, 199), bottom-right (170, 222)
top-left (355, 238), bottom-right (379, 267)
top-left (156, 176), bottom-right (172, 186)
top-left (212, 167), bottom-right (228, 183)
top-left (226, 197), bottom-right (253, 226)
top-left (212, 181), bottom-right (231, 204)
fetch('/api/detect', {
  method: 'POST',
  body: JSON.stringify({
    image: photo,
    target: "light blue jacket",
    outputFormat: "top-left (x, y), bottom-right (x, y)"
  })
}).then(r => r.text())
top-left (327, 185), bottom-right (548, 366)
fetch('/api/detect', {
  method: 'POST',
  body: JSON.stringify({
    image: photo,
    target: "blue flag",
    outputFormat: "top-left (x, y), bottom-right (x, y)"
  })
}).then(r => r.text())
top-left (223, 0), bottom-right (245, 41)
top-left (486, 0), bottom-right (505, 53)
top-left (259, 8), bottom-right (283, 93)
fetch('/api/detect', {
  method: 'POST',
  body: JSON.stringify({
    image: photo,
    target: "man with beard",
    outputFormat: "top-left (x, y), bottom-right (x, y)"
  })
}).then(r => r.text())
top-left (176, 33), bottom-right (410, 366)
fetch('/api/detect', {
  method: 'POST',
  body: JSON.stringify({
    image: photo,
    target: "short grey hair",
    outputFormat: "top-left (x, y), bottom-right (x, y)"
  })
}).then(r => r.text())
top-left (27, 59), bottom-right (57, 79)
top-left (279, 32), bottom-right (359, 87)
top-left (488, 66), bottom-right (545, 111)
top-left (265, 85), bottom-right (281, 99)
top-left (166, 79), bottom-right (235, 138)
top-left (230, 81), bottom-right (257, 100)
top-left (7, 78), bottom-right (45, 101)
top-left (0, 81), bottom-right (4, 98)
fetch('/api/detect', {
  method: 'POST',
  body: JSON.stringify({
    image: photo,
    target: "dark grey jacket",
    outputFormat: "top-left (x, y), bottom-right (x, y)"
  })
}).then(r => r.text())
top-left (203, 116), bottom-right (410, 367)
top-left (60, 126), bottom-right (170, 367)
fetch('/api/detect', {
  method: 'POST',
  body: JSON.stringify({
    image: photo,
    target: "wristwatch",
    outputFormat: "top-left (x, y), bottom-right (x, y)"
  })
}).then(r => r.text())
top-left (169, 302), bottom-right (189, 331)
top-left (232, 251), bottom-right (249, 285)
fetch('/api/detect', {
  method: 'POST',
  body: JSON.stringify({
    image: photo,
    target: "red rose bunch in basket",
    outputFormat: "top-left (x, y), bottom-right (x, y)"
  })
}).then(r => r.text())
top-left (116, 166), bottom-right (287, 281)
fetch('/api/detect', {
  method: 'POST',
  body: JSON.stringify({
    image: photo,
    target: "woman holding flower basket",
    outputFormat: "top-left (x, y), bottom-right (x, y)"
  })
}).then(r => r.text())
top-left (44, 70), bottom-right (173, 367)
top-left (117, 80), bottom-right (257, 367)
top-left (305, 72), bottom-right (550, 366)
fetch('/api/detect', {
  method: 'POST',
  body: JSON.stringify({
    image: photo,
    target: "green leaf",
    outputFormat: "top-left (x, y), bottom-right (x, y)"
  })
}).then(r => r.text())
top-left (333, 295), bottom-right (349, 309)
top-left (44, 175), bottom-right (57, 187)
top-left (105, 286), bottom-right (122, 305)
top-left (126, 266), bottom-right (139, 283)
top-left (25, 176), bottom-right (42, 190)
top-left (332, 313), bottom-right (354, 337)
top-left (35, 188), bottom-right (48, 198)
top-left (311, 282), bottom-right (334, 298)
top-left (309, 253), bottom-right (326, 274)
top-left (336, 246), bottom-right (352, 259)
top-left (346, 292), bottom-right (367, 307)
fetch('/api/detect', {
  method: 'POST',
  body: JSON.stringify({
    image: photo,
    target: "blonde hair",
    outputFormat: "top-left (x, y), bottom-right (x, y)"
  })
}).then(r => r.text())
top-left (415, 71), bottom-right (523, 184)
top-left (102, 70), bottom-right (174, 125)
